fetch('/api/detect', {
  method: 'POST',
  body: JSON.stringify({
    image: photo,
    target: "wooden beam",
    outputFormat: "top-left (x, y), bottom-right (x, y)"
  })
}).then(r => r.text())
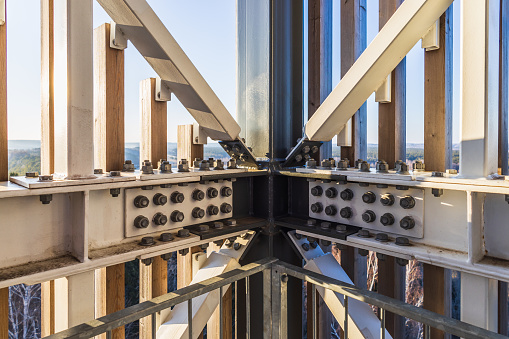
top-left (139, 261), bottom-right (153, 339)
top-left (340, 0), bottom-right (367, 163)
top-left (106, 264), bottom-right (125, 339)
top-left (41, 0), bottom-right (54, 175)
top-left (140, 78), bottom-right (167, 166)
top-left (424, 12), bottom-right (453, 172)
top-left (423, 264), bottom-right (446, 338)
top-left (177, 124), bottom-right (204, 165)
top-left (94, 23), bottom-right (125, 172)
top-left (0, 288), bottom-right (7, 339)
top-left (41, 280), bottom-right (55, 337)
top-left (152, 257), bottom-right (167, 298)
top-left (378, 0), bottom-right (406, 167)
top-left (0, 1), bottom-right (5, 181)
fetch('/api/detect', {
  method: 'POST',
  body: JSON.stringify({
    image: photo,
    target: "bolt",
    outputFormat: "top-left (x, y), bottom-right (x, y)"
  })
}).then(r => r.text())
top-left (178, 159), bottom-right (190, 172)
top-left (142, 258), bottom-right (153, 266)
top-left (159, 233), bottom-right (174, 242)
top-left (94, 169), bottom-right (104, 174)
top-left (198, 224), bottom-right (210, 232)
top-left (362, 210), bottom-right (376, 223)
top-left (110, 171), bottom-right (121, 177)
top-left (397, 162), bottom-right (410, 175)
top-left (139, 237), bottom-right (155, 246)
top-left (354, 159), bottom-right (364, 168)
top-left (179, 248), bottom-right (190, 255)
top-left (192, 189), bottom-right (205, 201)
top-left (170, 191), bottom-right (185, 203)
top-left (214, 159), bottom-right (225, 170)
top-left (199, 160), bottom-right (210, 171)
top-left (305, 159), bottom-right (317, 168)
top-left (281, 274), bottom-right (289, 283)
top-left (142, 161), bottom-right (154, 174)
top-left (324, 205), bottom-right (337, 216)
top-left (376, 160), bottom-right (389, 173)
top-left (321, 239), bottom-right (332, 247)
top-left (340, 188), bottom-right (354, 201)
top-left (25, 172), bottom-right (38, 178)
top-left (380, 213), bottom-right (395, 226)
top-left (376, 253), bottom-right (386, 261)
top-left (357, 229), bottom-right (371, 238)
top-left (161, 253), bottom-right (172, 261)
top-left (192, 207), bottom-right (205, 219)
top-left (377, 184), bottom-right (389, 188)
top-left (171, 211), bottom-right (185, 223)
top-left (359, 182), bottom-right (369, 187)
top-left (329, 158), bottom-right (336, 167)
top-left (395, 237), bottom-right (411, 246)
top-left (396, 185), bottom-right (409, 191)
top-left (159, 161), bottom-right (172, 173)
top-left (340, 207), bottom-right (352, 219)
top-left (310, 186), bottom-right (323, 197)
top-left (134, 195), bottom-right (150, 208)
top-left (221, 203), bottom-right (233, 214)
top-left (225, 219), bottom-right (237, 226)
top-left (336, 243), bottom-right (347, 250)
top-left (141, 185), bottom-right (153, 191)
top-left (396, 258), bottom-right (409, 266)
top-left (213, 240), bottom-right (223, 246)
top-left (295, 233), bottom-right (302, 240)
top-left (336, 225), bottom-right (348, 233)
top-left (311, 146), bottom-right (319, 154)
top-left (134, 215), bottom-right (150, 229)
top-left (380, 194), bottom-right (395, 206)
top-left (321, 159), bottom-right (332, 168)
top-left (325, 187), bottom-right (338, 198)
top-left (375, 233), bottom-right (389, 242)
top-left (301, 243), bottom-right (310, 251)
top-left (400, 216), bottom-right (415, 230)
top-left (177, 229), bottom-right (190, 238)
top-left (302, 145), bottom-right (311, 154)
top-left (110, 188), bottom-right (120, 197)
top-left (207, 205), bottom-right (219, 216)
top-left (337, 159), bottom-right (349, 170)
top-left (40, 194), bottom-right (53, 204)
top-left (446, 169), bottom-right (458, 175)
top-left (227, 159), bottom-right (237, 169)
top-left (310, 202), bottom-right (323, 213)
top-left (400, 196), bottom-right (415, 209)
top-left (207, 187), bottom-right (219, 198)
top-left (295, 154), bottom-right (303, 162)
top-left (432, 171), bottom-right (444, 177)
top-left (153, 193), bottom-right (168, 206)
top-left (39, 175), bottom-right (53, 182)
top-left (307, 219), bottom-right (317, 227)
top-left (153, 212), bottom-right (168, 226)
top-left (359, 161), bottom-right (370, 172)
top-left (242, 233), bottom-right (251, 240)
top-left (362, 191), bottom-right (376, 204)
top-left (309, 241), bottom-right (318, 249)
top-left (432, 188), bottom-right (444, 197)
top-left (413, 160), bottom-right (425, 172)
top-left (233, 242), bottom-right (241, 251)
top-left (320, 221), bottom-right (331, 229)
top-left (221, 186), bottom-right (233, 197)
top-left (123, 160), bottom-right (135, 172)
top-left (212, 221), bottom-right (224, 229)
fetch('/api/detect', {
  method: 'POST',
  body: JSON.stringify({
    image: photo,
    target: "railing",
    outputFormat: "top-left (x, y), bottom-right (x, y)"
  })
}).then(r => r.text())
top-left (47, 257), bottom-right (506, 339)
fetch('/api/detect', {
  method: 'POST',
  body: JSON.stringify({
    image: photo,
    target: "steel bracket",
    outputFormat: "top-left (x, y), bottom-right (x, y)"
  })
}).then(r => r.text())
top-left (421, 19), bottom-right (440, 51)
top-left (109, 21), bottom-right (128, 50)
top-left (375, 74), bottom-right (392, 103)
top-left (282, 139), bottom-right (323, 168)
top-left (155, 78), bottom-right (172, 102)
top-left (219, 139), bottom-right (259, 169)
top-left (193, 122), bottom-right (208, 145)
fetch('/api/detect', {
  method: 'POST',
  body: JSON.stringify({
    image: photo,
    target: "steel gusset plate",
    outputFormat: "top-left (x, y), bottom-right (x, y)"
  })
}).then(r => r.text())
top-left (219, 139), bottom-right (259, 169)
top-left (275, 216), bottom-right (360, 241)
top-left (282, 139), bottom-right (323, 168)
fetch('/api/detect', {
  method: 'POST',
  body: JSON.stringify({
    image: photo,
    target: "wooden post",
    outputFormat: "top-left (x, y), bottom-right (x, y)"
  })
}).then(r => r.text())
top-left (152, 257), bottom-right (167, 298)
top-left (94, 23), bottom-right (125, 172)
top-left (139, 261), bottom-right (153, 339)
top-left (106, 265), bottom-right (125, 339)
top-left (41, 0), bottom-right (54, 175)
top-left (0, 4), bottom-right (6, 337)
top-left (340, 0), bottom-right (367, 163)
top-left (177, 124), bottom-right (204, 165)
top-left (140, 78), bottom-right (167, 166)
top-left (41, 280), bottom-right (55, 337)
top-left (422, 6), bottom-right (453, 339)
top-left (378, 0), bottom-right (406, 167)
top-left (0, 288), bottom-right (7, 339)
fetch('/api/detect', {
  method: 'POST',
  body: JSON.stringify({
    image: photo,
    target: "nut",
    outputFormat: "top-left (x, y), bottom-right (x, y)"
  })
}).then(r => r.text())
top-left (395, 237), bottom-right (411, 246)
top-left (397, 162), bottom-right (410, 175)
top-left (212, 221), bottom-right (224, 229)
top-left (207, 205), bottom-right (219, 216)
top-left (199, 160), bottom-right (210, 171)
top-left (233, 242), bottom-right (241, 251)
top-left (142, 160), bottom-right (154, 174)
top-left (339, 207), bottom-right (352, 219)
top-left (40, 194), bottom-right (53, 205)
top-left (324, 205), bottom-right (337, 216)
top-left (153, 193), bottom-right (168, 206)
top-left (109, 171), bottom-right (121, 177)
top-left (321, 159), bottom-right (332, 168)
top-left (362, 210), bottom-right (376, 223)
top-left (357, 229), bottom-right (371, 238)
top-left (413, 160), bottom-right (425, 171)
top-left (192, 189), bottom-right (205, 201)
top-left (221, 186), bottom-right (233, 197)
top-left (25, 172), bottom-right (39, 178)
top-left (192, 207), bottom-right (205, 219)
top-left (325, 187), bottom-right (337, 198)
top-left (359, 161), bottom-right (370, 172)
top-left (177, 229), bottom-right (190, 238)
top-left (153, 212), bottom-right (168, 226)
top-left (159, 161), bottom-right (172, 173)
top-left (198, 224), bottom-right (209, 232)
top-left (139, 237), bottom-right (155, 246)
top-left (380, 213), bottom-right (395, 226)
top-left (305, 159), bottom-right (317, 168)
top-left (220, 203), bottom-right (233, 214)
top-left (400, 216), bottom-right (415, 230)
top-left (171, 211), bottom-right (185, 223)
top-left (307, 219), bottom-right (317, 227)
top-left (358, 249), bottom-right (369, 256)
top-left (39, 175), bottom-right (53, 182)
top-left (122, 160), bottom-right (135, 172)
top-left (225, 219), bottom-right (237, 226)
top-left (207, 187), bottom-right (219, 198)
top-left (376, 160), bottom-right (389, 173)
top-left (310, 186), bottom-right (323, 197)
top-left (159, 233), bottom-right (174, 242)
top-left (170, 192), bottom-right (185, 203)
top-left (134, 195), bottom-right (150, 208)
top-left (375, 233), bottom-right (389, 242)
top-left (134, 215), bottom-right (150, 229)
top-left (110, 188), bottom-right (120, 197)
top-left (340, 189), bottom-right (354, 201)
top-left (94, 169), bottom-right (104, 174)
top-left (320, 221), bottom-right (331, 229)
top-left (214, 159), bottom-right (225, 170)
top-left (178, 159), bottom-right (190, 172)
top-left (227, 159), bottom-right (237, 169)
top-left (337, 159), bottom-right (349, 170)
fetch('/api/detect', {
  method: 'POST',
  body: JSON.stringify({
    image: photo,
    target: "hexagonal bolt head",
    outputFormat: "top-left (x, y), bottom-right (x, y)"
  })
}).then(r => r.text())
top-left (432, 171), bottom-right (444, 177)
top-left (301, 243), bottom-right (310, 251)
top-left (358, 249), bottom-right (369, 256)
top-left (281, 274), bottom-right (289, 283)
top-left (134, 215), bottom-right (150, 229)
top-left (359, 161), bottom-right (370, 172)
top-left (159, 161), bottom-right (172, 173)
top-left (199, 243), bottom-right (209, 250)
top-left (153, 212), bottom-right (168, 226)
top-left (357, 229), bottom-right (371, 238)
top-left (212, 221), bottom-right (224, 229)
top-left (395, 237), bottom-right (411, 246)
top-left (178, 159), bottom-right (190, 172)
top-left (302, 145), bottom-right (311, 154)
top-left (139, 237), bottom-right (155, 246)
top-left (227, 158), bottom-right (237, 169)
top-left (39, 175), bottom-right (53, 182)
top-left (376, 253), bottom-right (386, 261)
top-left (375, 233), bottom-right (389, 242)
top-left (233, 242), bottom-right (242, 251)
top-left (110, 188), bottom-right (121, 197)
top-left (320, 221), bottom-right (331, 229)
top-left (199, 160), bottom-right (210, 171)
top-left (142, 161), bottom-right (154, 174)
top-left (432, 188), bottom-right (444, 198)
top-left (25, 172), bottom-right (39, 178)
top-left (40, 194), bottom-right (53, 204)
top-left (397, 162), bottom-right (410, 175)
top-left (321, 159), bottom-right (332, 168)
top-left (305, 159), bottom-right (317, 168)
top-left (354, 159), bottom-right (364, 168)
top-left (225, 219), bottom-right (237, 226)
top-left (159, 233), bottom-right (174, 242)
top-left (161, 253), bottom-right (172, 261)
top-left (171, 211), bottom-right (185, 223)
top-left (306, 219), bottom-right (317, 227)
top-left (336, 224), bottom-right (348, 233)
top-left (376, 160), bottom-right (389, 173)
top-left (337, 159), bottom-right (349, 170)
top-left (177, 229), bottom-right (190, 238)
top-left (221, 186), bottom-right (233, 197)
top-left (109, 171), bottom-right (121, 177)
top-left (214, 159), bottom-right (225, 170)
top-left (94, 168), bottom-right (104, 174)
top-left (141, 258), bottom-right (153, 266)
top-left (321, 239), bottom-right (332, 247)
top-left (221, 203), bottom-right (233, 214)
top-left (179, 248), bottom-right (190, 256)
top-left (198, 224), bottom-right (210, 232)
top-left (192, 207), bottom-right (205, 219)
top-left (123, 160), bottom-right (135, 172)
top-left (311, 145), bottom-right (319, 154)
top-left (413, 160), bottom-right (425, 171)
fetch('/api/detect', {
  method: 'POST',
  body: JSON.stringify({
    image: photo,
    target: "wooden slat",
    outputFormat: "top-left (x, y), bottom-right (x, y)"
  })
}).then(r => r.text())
top-left (94, 23), bottom-right (125, 172)
top-left (177, 124), bottom-right (204, 165)
top-left (41, 280), bottom-right (56, 337)
top-left (424, 12), bottom-right (453, 172)
top-left (340, 0), bottom-right (367, 163)
top-left (140, 78), bottom-right (167, 166)
top-left (139, 261), bottom-right (152, 339)
top-left (378, 0), bottom-right (406, 167)
top-left (106, 264), bottom-right (125, 339)
top-left (41, 0), bottom-right (54, 175)
top-left (0, 3), bottom-right (6, 181)
top-left (423, 264), bottom-right (446, 338)
top-left (152, 257), bottom-right (167, 298)
top-left (0, 288), bottom-right (7, 339)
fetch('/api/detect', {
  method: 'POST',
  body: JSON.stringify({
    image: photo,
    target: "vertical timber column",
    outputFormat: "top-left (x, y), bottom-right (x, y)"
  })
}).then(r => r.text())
top-left (53, 0), bottom-right (94, 178)
top-left (340, 0), bottom-right (367, 163)
top-left (139, 260), bottom-right (153, 339)
top-left (177, 124), bottom-right (204, 165)
top-left (339, 0), bottom-right (368, 303)
top-left (460, 0), bottom-right (500, 330)
top-left (308, 0), bottom-right (332, 160)
top-left (423, 7), bottom-right (453, 339)
top-left (140, 78), bottom-right (167, 166)
top-left (378, 0), bottom-right (406, 166)
top-left (41, 0), bottom-right (54, 175)
top-left (0, 2), bottom-right (6, 338)
top-left (94, 22), bottom-right (126, 339)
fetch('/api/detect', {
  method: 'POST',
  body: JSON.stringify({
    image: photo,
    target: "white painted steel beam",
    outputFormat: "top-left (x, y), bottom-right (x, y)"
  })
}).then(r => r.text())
top-left (288, 232), bottom-right (391, 338)
top-left (461, 272), bottom-right (498, 331)
top-left (305, 0), bottom-right (452, 142)
top-left (96, 0), bottom-right (241, 141)
top-left (53, 0), bottom-right (95, 179)
top-left (459, 0), bottom-right (500, 178)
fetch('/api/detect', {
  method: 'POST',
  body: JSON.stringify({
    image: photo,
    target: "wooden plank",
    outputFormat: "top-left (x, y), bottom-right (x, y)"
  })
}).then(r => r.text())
top-left (0, 288), bottom-right (7, 339)
top-left (41, 281), bottom-right (54, 337)
top-left (177, 124), bottom-right (204, 165)
top-left (340, 0), bottom-right (367, 163)
top-left (377, 257), bottom-right (397, 336)
top-left (94, 23), bottom-right (125, 172)
top-left (423, 263), bottom-right (446, 338)
top-left (424, 12), bottom-right (453, 172)
top-left (139, 261), bottom-right (153, 339)
top-left (0, 2), bottom-right (5, 182)
top-left (152, 257), bottom-right (167, 298)
top-left (41, 0), bottom-right (55, 175)
top-left (106, 264), bottom-right (125, 339)
top-left (378, 0), bottom-right (406, 167)
top-left (140, 78), bottom-right (167, 167)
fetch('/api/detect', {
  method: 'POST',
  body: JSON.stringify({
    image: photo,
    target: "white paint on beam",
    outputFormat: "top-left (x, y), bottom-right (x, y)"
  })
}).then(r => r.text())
top-left (375, 74), bottom-right (392, 103)
top-left (421, 20), bottom-right (440, 51)
top-left (305, 0), bottom-right (453, 142)
top-left (461, 272), bottom-right (498, 331)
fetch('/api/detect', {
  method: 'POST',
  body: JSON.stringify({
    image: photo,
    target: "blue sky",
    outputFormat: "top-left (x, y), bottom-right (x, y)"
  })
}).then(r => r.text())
top-left (6, 0), bottom-right (460, 144)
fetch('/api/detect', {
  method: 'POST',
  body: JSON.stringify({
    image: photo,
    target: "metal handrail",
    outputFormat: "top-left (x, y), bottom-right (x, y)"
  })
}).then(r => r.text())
top-left (47, 257), bottom-right (507, 339)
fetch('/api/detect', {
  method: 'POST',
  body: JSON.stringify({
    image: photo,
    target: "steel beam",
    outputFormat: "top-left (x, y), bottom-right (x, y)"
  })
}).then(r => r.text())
top-left (305, 0), bottom-right (453, 142)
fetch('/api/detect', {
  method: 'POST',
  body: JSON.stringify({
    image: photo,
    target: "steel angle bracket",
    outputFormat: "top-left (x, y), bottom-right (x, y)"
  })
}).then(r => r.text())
top-left (219, 139), bottom-right (259, 169)
top-left (282, 139), bottom-right (323, 168)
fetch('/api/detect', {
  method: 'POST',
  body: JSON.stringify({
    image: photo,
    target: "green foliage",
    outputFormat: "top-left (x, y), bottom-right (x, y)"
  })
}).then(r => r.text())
top-left (8, 148), bottom-right (41, 176)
